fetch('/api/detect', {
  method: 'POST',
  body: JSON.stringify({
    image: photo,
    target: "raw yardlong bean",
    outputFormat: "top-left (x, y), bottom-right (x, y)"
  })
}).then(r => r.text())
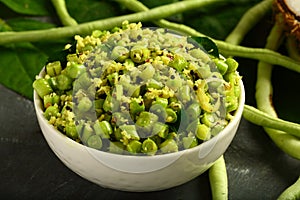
top-left (215, 41), bottom-right (300, 73)
top-left (243, 105), bottom-right (300, 138)
top-left (225, 0), bottom-right (273, 45)
top-left (209, 156), bottom-right (228, 200)
top-left (255, 21), bottom-right (300, 160)
top-left (221, 0), bottom-right (300, 160)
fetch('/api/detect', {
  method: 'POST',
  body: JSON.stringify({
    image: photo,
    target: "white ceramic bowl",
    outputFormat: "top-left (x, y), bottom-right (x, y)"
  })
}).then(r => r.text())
top-left (34, 72), bottom-right (245, 192)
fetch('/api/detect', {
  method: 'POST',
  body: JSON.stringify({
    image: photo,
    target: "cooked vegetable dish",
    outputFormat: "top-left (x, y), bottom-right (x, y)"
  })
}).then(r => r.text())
top-left (33, 21), bottom-right (241, 155)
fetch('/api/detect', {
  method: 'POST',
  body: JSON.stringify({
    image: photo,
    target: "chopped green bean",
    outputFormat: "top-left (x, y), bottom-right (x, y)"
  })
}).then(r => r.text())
top-left (159, 139), bottom-right (178, 153)
top-left (196, 124), bottom-right (211, 141)
top-left (153, 97), bottom-right (168, 108)
top-left (65, 62), bottom-right (85, 79)
top-left (225, 57), bottom-right (238, 73)
top-left (130, 45), bottom-right (150, 63)
top-left (187, 103), bottom-right (201, 120)
top-left (80, 123), bottom-right (94, 144)
top-left (56, 74), bottom-right (73, 91)
top-left (169, 54), bottom-right (187, 72)
top-left (46, 61), bottom-right (62, 77)
top-left (130, 97), bottom-right (145, 117)
top-left (65, 123), bottom-right (78, 140)
top-left (142, 138), bottom-right (158, 155)
top-left (120, 124), bottom-right (140, 141)
top-left (126, 140), bottom-right (142, 154)
top-left (103, 94), bottom-right (113, 112)
top-left (111, 46), bottom-right (129, 62)
top-left (165, 108), bottom-right (177, 123)
top-left (201, 113), bottom-right (214, 127)
top-left (94, 120), bottom-right (113, 139)
top-left (44, 105), bottom-right (59, 120)
top-left (43, 93), bottom-right (60, 108)
top-left (153, 122), bottom-right (169, 139)
top-left (213, 59), bottom-right (228, 75)
top-left (87, 135), bottom-right (103, 150)
top-left (146, 79), bottom-right (164, 89)
top-left (77, 96), bottom-right (93, 112)
top-left (182, 135), bottom-right (198, 149)
top-left (136, 111), bottom-right (158, 128)
top-left (33, 78), bottom-right (54, 98)
top-left (178, 85), bottom-right (191, 103)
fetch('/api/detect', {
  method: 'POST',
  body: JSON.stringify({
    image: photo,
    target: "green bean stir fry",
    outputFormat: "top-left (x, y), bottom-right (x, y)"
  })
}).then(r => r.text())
top-left (33, 22), bottom-right (241, 155)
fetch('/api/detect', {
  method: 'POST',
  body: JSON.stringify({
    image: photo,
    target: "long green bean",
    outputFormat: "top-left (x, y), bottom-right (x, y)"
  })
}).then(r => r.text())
top-left (225, 0), bottom-right (273, 45)
top-left (255, 21), bottom-right (300, 160)
top-left (215, 41), bottom-right (300, 73)
top-left (209, 156), bottom-right (228, 200)
top-left (243, 105), bottom-right (300, 138)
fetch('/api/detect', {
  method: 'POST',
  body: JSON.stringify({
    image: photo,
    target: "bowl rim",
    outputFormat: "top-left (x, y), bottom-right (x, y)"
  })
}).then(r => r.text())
top-left (33, 67), bottom-right (245, 160)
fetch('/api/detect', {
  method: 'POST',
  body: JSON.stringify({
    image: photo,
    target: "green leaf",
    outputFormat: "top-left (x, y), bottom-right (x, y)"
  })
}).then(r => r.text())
top-left (0, 0), bottom-right (51, 16)
top-left (191, 37), bottom-right (219, 58)
top-left (66, 0), bottom-right (124, 23)
top-left (0, 43), bottom-right (47, 99)
top-left (6, 18), bottom-right (56, 31)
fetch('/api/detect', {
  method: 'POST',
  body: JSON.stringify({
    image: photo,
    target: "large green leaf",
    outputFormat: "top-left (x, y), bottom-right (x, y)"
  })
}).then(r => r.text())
top-left (6, 18), bottom-right (55, 31)
top-left (0, 0), bottom-right (51, 16)
top-left (66, 0), bottom-right (124, 23)
top-left (0, 43), bottom-right (47, 99)
top-left (0, 18), bottom-right (55, 99)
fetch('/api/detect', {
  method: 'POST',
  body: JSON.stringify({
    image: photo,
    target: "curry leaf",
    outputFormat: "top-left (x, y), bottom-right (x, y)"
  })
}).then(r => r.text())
top-left (191, 37), bottom-right (219, 58)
